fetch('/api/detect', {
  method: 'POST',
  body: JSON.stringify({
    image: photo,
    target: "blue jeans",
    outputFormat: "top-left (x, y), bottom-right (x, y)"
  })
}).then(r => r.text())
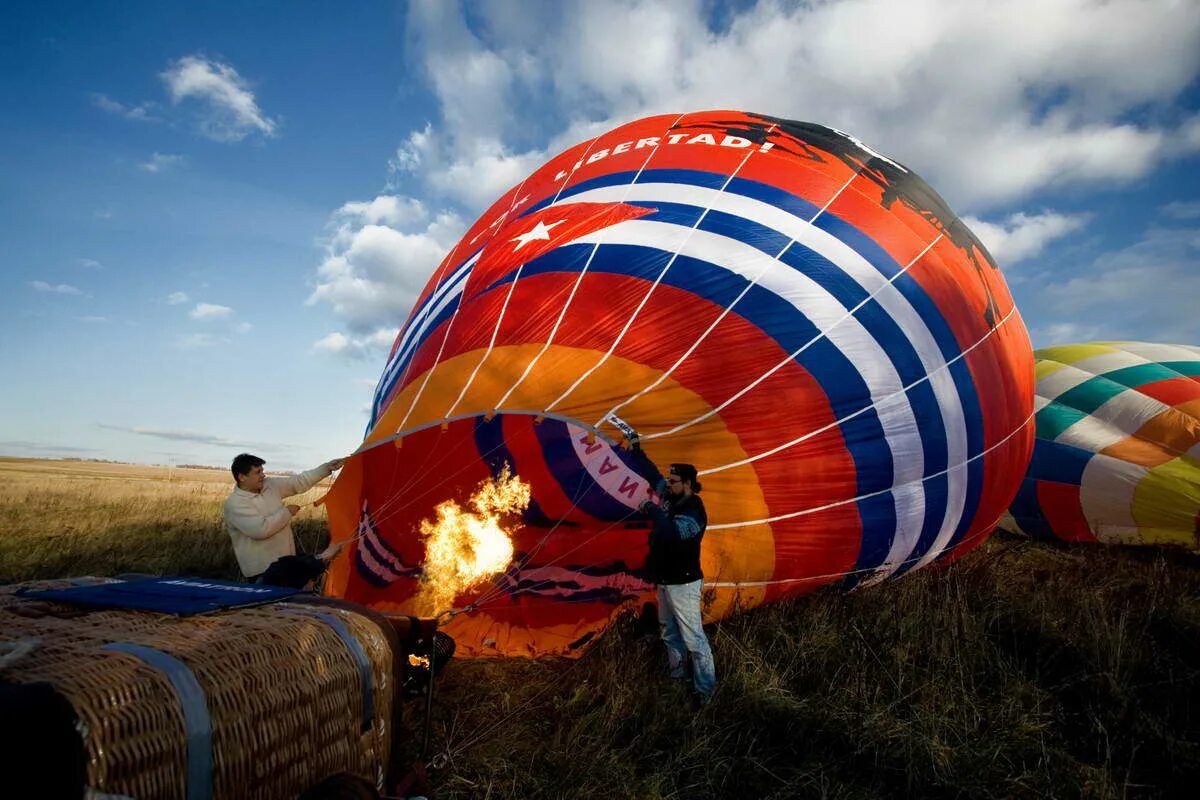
top-left (657, 580), bottom-right (716, 697)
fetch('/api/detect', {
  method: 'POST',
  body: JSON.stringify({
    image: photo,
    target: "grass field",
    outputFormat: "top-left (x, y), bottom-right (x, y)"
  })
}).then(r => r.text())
top-left (3, 457), bottom-right (1199, 798)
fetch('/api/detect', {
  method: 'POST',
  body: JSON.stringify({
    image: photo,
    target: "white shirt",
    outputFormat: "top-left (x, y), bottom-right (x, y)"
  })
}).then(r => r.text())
top-left (222, 465), bottom-right (333, 577)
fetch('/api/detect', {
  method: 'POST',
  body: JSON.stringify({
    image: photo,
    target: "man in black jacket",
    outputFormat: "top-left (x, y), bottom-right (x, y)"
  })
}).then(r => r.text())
top-left (630, 444), bottom-right (716, 703)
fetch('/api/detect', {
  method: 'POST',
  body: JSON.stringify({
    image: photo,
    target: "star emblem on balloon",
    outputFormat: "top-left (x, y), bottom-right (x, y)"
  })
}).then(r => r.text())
top-left (511, 219), bottom-right (565, 251)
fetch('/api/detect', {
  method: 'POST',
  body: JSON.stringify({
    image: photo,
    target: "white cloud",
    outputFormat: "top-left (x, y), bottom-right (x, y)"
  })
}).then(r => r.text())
top-left (94, 208), bottom-right (114, 220)
top-left (91, 93), bottom-right (158, 121)
top-left (174, 333), bottom-right (228, 348)
top-left (963, 211), bottom-right (1091, 266)
top-left (234, 321), bottom-right (253, 334)
top-left (76, 316), bottom-right (108, 323)
top-left (161, 55), bottom-right (279, 142)
top-left (1029, 321), bottom-right (1102, 347)
top-left (400, 0), bottom-right (1200, 213)
top-left (308, 195), bottom-right (465, 331)
top-left (189, 302), bottom-right (234, 320)
top-left (313, 328), bottom-right (398, 359)
top-left (140, 152), bottom-right (185, 173)
top-left (96, 423), bottom-right (277, 450)
top-left (1161, 200), bottom-right (1200, 220)
top-left (29, 281), bottom-right (83, 295)
top-left (166, 291), bottom-right (189, 305)
top-left (78, 258), bottom-right (102, 269)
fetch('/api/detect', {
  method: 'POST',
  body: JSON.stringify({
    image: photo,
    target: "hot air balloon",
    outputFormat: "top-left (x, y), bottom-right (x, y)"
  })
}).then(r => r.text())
top-left (322, 111), bottom-right (1035, 657)
top-left (1003, 341), bottom-right (1200, 550)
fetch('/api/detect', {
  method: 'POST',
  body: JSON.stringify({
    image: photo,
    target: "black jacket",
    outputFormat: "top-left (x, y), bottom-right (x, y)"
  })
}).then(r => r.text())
top-left (643, 492), bottom-right (707, 585)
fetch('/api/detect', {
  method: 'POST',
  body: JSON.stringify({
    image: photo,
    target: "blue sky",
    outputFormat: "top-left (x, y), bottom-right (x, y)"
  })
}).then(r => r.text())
top-left (2, 0), bottom-right (1198, 470)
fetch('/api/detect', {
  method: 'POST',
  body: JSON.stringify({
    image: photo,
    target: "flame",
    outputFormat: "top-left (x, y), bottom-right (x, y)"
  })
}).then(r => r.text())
top-left (408, 654), bottom-right (431, 669)
top-left (415, 465), bottom-right (530, 614)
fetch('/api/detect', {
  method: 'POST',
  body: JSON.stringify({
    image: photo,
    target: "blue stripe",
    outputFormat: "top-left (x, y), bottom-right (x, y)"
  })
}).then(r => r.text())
top-left (503, 242), bottom-right (896, 537)
top-left (102, 643), bottom-right (212, 800)
top-left (1028, 438), bottom-right (1092, 484)
top-left (278, 608), bottom-right (375, 731)
top-left (369, 292), bottom-right (464, 430)
top-left (1008, 478), bottom-right (1054, 540)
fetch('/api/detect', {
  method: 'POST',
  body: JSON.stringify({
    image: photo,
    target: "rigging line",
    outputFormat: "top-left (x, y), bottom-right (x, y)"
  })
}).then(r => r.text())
top-left (364, 433), bottom-right (519, 531)
top-left (493, 113), bottom-right (690, 410)
top-left (361, 430), bottom-right (484, 527)
top-left (698, 303), bottom-right (1022, 476)
top-left (643, 230), bottom-right (946, 441)
top-left (443, 133), bottom-right (606, 420)
top-left (543, 128), bottom-right (775, 415)
top-left (478, 406), bottom-right (1032, 605)
top-left (596, 163), bottom-right (867, 427)
top-left (395, 176), bottom-right (535, 433)
top-left (706, 408), bottom-right (1035, 530)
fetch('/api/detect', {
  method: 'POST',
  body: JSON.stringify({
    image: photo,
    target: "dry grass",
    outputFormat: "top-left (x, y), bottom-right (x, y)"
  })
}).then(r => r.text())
top-left (3, 458), bottom-right (1199, 798)
top-left (0, 458), bottom-right (331, 583)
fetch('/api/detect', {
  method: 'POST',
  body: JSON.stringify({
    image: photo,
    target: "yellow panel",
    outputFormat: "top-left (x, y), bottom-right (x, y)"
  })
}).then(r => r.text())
top-left (1034, 343), bottom-right (1118, 365)
top-left (1035, 359), bottom-right (1068, 380)
top-left (1130, 455), bottom-right (1200, 549)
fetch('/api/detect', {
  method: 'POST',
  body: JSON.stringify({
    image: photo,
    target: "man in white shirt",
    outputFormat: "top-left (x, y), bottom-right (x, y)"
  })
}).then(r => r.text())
top-left (222, 453), bottom-right (346, 579)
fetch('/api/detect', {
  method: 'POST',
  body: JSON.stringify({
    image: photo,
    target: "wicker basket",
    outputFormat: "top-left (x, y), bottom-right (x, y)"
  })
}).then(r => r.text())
top-left (0, 578), bottom-right (400, 799)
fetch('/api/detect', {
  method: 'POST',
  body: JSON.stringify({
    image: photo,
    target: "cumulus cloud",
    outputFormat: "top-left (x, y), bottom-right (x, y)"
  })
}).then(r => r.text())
top-left (29, 281), bottom-right (83, 295)
top-left (166, 291), bottom-right (189, 305)
top-left (189, 302), bottom-right (234, 320)
top-left (140, 152), bottom-right (185, 173)
top-left (78, 258), bottom-right (102, 270)
top-left (308, 195), bottom-right (465, 332)
top-left (161, 55), bottom-right (279, 141)
top-left (312, 328), bottom-right (399, 359)
top-left (399, 0), bottom-right (1200, 213)
top-left (963, 211), bottom-right (1091, 266)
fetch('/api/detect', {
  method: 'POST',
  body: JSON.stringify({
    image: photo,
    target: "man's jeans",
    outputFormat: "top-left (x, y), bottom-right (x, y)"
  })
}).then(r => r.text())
top-left (657, 580), bottom-right (716, 697)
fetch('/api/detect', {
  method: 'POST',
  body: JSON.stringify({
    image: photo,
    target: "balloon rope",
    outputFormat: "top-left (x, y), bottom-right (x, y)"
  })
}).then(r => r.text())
top-left (543, 129), bottom-right (775, 415)
top-left (492, 113), bottom-right (689, 410)
top-left (443, 133), bottom-right (606, 420)
top-left (698, 304), bottom-right (1023, 476)
top-left (595, 154), bottom-right (869, 428)
top-left (465, 407), bottom-right (1031, 611)
top-left (641, 228), bottom-right (946, 443)
top-left (395, 172), bottom-right (535, 433)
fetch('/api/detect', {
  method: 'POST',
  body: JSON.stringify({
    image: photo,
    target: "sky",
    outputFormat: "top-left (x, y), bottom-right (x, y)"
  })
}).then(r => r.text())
top-left (1, 0), bottom-right (1198, 471)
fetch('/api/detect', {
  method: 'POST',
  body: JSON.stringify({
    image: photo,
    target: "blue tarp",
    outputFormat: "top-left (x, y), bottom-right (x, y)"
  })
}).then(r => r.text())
top-left (17, 577), bottom-right (304, 616)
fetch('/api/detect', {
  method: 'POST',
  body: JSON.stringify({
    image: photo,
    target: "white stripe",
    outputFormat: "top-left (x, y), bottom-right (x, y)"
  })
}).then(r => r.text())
top-left (704, 305), bottom-right (1020, 528)
top-left (1099, 341), bottom-right (1200, 363)
top-left (1034, 363), bottom-right (1095, 406)
top-left (1060, 386), bottom-right (1170, 447)
top-left (1067, 349), bottom-right (1151, 379)
top-left (375, 254), bottom-right (478, 408)
top-left (572, 213), bottom-right (974, 574)
top-left (1080, 452), bottom-right (1145, 536)
top-left (543, 149), bottom-right (760, 413)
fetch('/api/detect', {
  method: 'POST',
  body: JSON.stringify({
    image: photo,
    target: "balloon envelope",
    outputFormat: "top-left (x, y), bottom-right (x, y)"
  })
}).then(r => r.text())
top-left (1004, 341), bottom-right (1200, 550)
top-left (323, 111), bottom-right (1035, 657)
